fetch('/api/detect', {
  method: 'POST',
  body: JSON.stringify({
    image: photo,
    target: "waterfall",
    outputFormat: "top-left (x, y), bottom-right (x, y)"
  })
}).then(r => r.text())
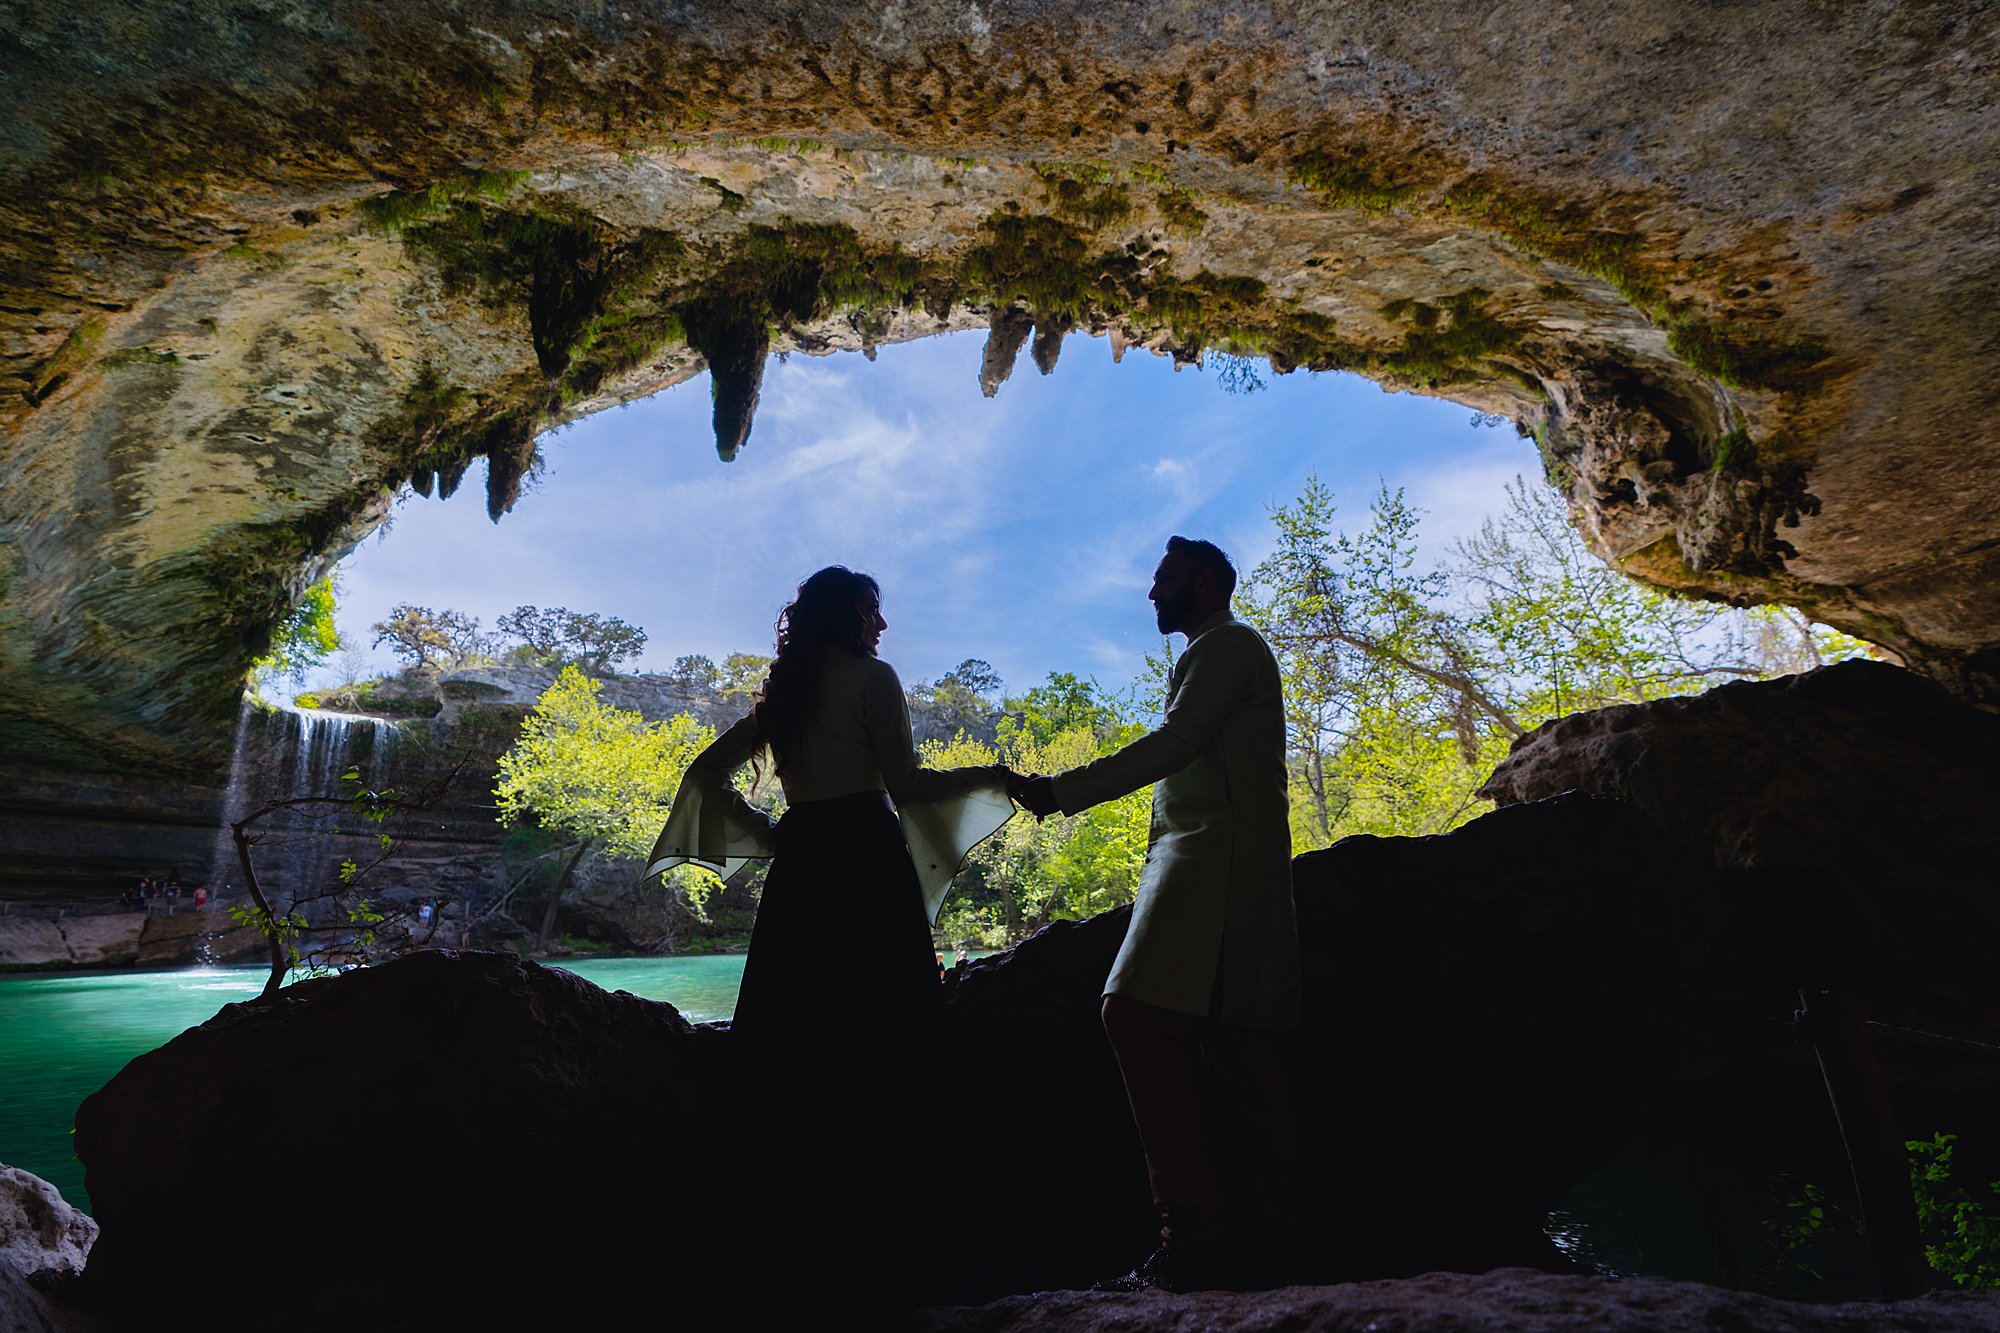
top-left (266, 705), bottom-right (397, 902)
top-left (204, 696), bottom-right (258, 905)
top-left (205, 700), bottom-right (397, 910)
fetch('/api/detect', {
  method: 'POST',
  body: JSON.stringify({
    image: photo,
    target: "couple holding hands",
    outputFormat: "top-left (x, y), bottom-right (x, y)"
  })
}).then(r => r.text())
top-left (646, 536), bottom-right (1302, 1291)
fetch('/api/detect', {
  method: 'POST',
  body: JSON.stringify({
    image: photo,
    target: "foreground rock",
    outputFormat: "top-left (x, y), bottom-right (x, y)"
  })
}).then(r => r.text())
top-left (0, 1165), bottom-right (95, 1281)
top-left (0, 1165), bottom-right (101, 1333)
top-left (913, 1269), bottom-right (2000, 1333)
top-left (1481, 658), bottom-right (2000, 1189)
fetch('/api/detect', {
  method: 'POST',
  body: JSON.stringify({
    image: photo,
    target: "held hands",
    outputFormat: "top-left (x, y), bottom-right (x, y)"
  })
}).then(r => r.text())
top-left (1004, 769), bottom-right (1061, 820)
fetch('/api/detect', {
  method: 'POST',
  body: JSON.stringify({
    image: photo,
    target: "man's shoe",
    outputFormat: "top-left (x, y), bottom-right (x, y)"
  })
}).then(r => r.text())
top-left (1089, 1244), bottom-right (1227, 1293)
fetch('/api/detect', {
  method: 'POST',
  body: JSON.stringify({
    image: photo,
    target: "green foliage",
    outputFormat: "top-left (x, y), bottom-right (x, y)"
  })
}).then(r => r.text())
top-left (1376, 290), bottom-right (1523, 388)
top-left (101, 345), bottom-right (180, 367)
top-left (1909, 1132), bottom-right (2000, 1288)
top-left (1239, 473), bottom-right (1873, 848)
top-left (925, 679), bottom-right (1151, 945)
top-left (1665, 314), bottom-right (1829, 394)
top-left (371, 604), bottom-right (491, 672)
top-left (494, 665), bottom-right (712, 864)
top-left (227, 765), bottom-right (421, 993)
top-left (1156, 188), bottom-right (1209, 237)
top-left (1034, 163), bottom-right (1132, 230)
top-left (253, 575), bottom-right (340, 685)
top-left (1000, 672), bottom-right (1122, 748)
top-left (910, 659), bottom-right (1004, 743)
top-left (719, 652), bottom-right (771, 700)
top-left (1755, 1174), bottom-right (1838, 1283)
top-left (1434, 174), bottom-right (1666, 311)
top-left (667, 654), bottom-right (719, 694)
top-left (496, 604), bottom-right (648, 675)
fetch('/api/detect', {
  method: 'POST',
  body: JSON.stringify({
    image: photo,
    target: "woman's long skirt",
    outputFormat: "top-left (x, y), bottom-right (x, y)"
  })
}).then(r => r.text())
top-left (731, 790), bottom-right (941, 1054)
top-left (726, 792), bottom-right (940, 1266)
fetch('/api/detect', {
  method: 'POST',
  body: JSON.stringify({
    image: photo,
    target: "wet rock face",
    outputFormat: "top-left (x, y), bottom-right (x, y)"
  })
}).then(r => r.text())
top-left (3, 3), bottom-right (2000, 766)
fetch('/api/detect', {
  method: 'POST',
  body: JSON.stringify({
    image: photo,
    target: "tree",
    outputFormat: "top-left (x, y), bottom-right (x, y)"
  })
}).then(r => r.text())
top-left (227, 761), bottom-right (462, 999)
top-left (1241, 473), bottom-right (1871, 847)
top-left (999, 672), bottom-right (1119, 747)
top-left (255, 575), bottom-right (340, 685)
top-left (926, 700), bottom-right (1151, 946)
top-left (496, 604), bottom-right (648, 675)
top-left (493, 666), bottom-right (713, 951)
top-left (1237, 477), bottom-right (1360, 845)
top-left (912, 658), bottom-right (1004, 743)
top-left (371, 604), bottom-right (490, 672)
top-left (668, 653), bottom-right (720, 695)
top-left (718, 652), bottom-right (771, 701)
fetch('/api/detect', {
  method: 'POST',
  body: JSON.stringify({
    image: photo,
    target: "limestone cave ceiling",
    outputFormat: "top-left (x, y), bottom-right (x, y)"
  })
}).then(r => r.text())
top-left (2, 0), bottom-right (1999, 769)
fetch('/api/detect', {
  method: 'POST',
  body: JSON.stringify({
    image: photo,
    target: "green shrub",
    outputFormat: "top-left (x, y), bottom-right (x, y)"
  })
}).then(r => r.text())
top-left (1910, 1133), bottom-right (2000, 1289)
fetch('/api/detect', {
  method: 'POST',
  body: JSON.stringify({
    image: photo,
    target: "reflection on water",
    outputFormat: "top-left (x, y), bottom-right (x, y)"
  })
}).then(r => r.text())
top-left (0, 955), bottom-right (749, 1212)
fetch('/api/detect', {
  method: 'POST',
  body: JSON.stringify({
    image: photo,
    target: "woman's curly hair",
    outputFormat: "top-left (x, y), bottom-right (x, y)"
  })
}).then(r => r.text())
top-left (753, 565), bottom-right (880, 774)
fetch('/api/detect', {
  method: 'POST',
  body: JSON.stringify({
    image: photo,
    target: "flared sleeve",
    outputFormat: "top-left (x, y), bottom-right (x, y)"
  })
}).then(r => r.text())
top-left (901, 783), bottom-right (1019, 925)
top-left (863, 660), bottom-right (1017, 924)
top-left (643, 714), bottom-right (776, 882)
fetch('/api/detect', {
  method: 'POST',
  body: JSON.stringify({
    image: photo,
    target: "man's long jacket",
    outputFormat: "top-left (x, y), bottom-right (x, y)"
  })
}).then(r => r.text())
top-left (1053, 609), bottom-right (1301, 1029)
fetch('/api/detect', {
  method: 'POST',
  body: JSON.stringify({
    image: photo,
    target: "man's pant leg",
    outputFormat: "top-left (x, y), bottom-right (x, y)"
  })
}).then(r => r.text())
top-left (1100, 992), bottom-right (1227, 1253)
top-left (1201, 1019), bottom-right (1306, 1266)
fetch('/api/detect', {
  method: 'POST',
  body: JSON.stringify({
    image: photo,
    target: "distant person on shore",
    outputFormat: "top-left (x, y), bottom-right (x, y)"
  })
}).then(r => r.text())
top-left (165, 880), bottom-right (181, 914)
top-left (193, 885), bottom-right (208, 910)
top-left (954, 946), bottom-right (970, 968)
top-left (1009, 536), bottom-right (1303, 1292)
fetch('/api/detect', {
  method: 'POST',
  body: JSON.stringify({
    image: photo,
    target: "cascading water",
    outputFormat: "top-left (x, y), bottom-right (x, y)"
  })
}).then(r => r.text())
top-left (266, 705), bottom-right (397, 903)
top-left (204, 697), bottom-right (258, 908)
top-left (205, 699), bottom-right (397, 912)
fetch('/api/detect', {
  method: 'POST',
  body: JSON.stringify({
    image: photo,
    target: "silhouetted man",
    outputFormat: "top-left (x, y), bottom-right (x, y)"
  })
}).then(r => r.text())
top-left (1011, 536), bottom-right (1301, 1291)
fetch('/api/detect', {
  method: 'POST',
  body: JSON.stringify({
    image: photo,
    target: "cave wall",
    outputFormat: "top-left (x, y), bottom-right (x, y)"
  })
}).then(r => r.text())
top-left (4, 2), bottom-right (2000, 770)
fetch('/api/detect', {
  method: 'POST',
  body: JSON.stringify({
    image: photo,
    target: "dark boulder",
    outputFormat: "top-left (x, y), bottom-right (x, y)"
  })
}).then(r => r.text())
top-left (74, 951), bottom-right (728, 1329)
top-left (1481, 660), bottom-right (2000, 1191)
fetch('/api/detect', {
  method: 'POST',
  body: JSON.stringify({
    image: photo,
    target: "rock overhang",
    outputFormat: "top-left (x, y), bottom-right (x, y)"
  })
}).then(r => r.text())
top-left (4, 0), bottom-right (1999, 769)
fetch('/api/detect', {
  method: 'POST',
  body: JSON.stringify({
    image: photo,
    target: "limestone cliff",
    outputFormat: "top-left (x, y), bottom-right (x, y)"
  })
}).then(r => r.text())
top-left (4, 2), bottom-right (2000, 770)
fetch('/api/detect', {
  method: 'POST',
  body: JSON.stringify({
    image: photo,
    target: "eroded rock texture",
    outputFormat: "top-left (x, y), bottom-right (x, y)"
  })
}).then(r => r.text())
top-left (913, 1270), bottom-right (2000, 1333)
top-left (3, 3), bottom-right (1999, 767)
top-left (0, 1164), bottom-right (96, 1283)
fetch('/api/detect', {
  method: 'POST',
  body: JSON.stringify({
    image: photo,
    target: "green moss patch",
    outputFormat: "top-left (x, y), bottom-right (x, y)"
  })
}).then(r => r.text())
top-left (1665, 314), bottom-right (1829, 394)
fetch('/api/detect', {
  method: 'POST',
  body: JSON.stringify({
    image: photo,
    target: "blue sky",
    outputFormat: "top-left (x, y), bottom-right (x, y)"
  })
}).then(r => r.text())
top-left (319, 329), bottom-right (1535, 698)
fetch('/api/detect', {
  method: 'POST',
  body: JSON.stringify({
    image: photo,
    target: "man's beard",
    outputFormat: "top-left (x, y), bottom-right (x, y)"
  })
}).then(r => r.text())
top-left (1154, 586), bottom-right (1197, 634)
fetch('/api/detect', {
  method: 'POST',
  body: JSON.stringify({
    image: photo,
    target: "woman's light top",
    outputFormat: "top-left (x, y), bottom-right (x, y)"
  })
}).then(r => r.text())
top-left (643, 651), bottom-right (1015, 924)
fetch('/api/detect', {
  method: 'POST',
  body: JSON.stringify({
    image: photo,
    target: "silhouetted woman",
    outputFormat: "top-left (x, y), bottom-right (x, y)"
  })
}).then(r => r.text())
top-left (647, 565), bottom-right (1011, 1050)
